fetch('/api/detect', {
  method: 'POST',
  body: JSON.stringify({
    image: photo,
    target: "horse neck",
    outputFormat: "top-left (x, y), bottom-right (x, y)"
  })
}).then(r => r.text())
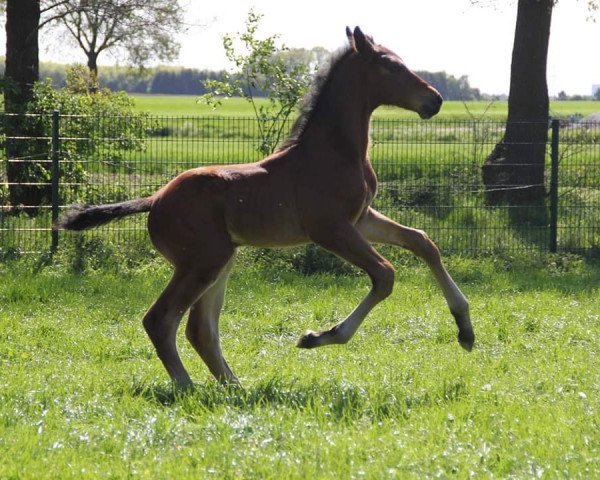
top-left (301, 56), bottom-right (375, 161)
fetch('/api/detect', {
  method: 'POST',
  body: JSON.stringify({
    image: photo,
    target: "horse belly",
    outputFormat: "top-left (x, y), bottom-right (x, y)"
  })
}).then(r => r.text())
top-left (225, 197), bottom-right (307, 247)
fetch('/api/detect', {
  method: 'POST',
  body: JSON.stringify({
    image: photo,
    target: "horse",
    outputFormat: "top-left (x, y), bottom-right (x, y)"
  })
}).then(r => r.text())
top-left (55, 27), bottom-right (474, 388)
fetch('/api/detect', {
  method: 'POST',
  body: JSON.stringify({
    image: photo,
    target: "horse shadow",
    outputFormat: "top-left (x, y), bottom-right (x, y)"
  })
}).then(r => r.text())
top-left (130, 378), bottom-right (364, 412)
top-left (129, 375), bottom-right (466, 423)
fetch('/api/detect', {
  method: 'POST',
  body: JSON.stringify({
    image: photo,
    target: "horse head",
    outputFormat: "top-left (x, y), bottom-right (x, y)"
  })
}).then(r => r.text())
top-left (347, 26), bottom-right (443, 119)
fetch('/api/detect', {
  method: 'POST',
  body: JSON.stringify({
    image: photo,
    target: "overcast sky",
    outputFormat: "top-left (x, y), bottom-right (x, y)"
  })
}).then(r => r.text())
top-left (6, 0), bottom-right (600, 95)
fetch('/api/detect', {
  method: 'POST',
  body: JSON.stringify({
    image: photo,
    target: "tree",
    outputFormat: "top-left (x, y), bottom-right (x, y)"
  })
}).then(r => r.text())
top-left (201, 10), bottom-right (316, 155)
top-left (416, 71), bottom-right (481, 101)
top-left (3, 0), bottom-right (40, 114)
top-left (28, 66), bottom-right (152, 205)
top-left (480, 0), bottom-right (598, 210)
top-left (275, 47), bottom-right (329, 75)
top-left (3, 0), bottom-right (48, 211)
top-left (481, 0), bottom-right (553, 209)
top-left (43, 0), bottom-right (184, 83)
top-left (2, 0), bottom-right (171, 211)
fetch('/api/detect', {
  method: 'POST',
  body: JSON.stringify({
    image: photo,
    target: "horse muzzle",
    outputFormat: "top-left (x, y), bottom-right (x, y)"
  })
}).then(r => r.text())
top-left (418, 89), bottom-right (443, 119)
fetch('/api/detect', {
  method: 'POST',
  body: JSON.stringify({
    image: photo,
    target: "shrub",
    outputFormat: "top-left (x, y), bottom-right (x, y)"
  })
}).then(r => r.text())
top-left (5, 66), bottom-right (152, 210)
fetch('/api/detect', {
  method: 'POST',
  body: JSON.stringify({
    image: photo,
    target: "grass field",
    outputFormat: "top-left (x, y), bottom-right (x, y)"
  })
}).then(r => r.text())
top-left (1, 253), bottom-right (599, 478)
top-left (131, 94), bottom-right (600, 119)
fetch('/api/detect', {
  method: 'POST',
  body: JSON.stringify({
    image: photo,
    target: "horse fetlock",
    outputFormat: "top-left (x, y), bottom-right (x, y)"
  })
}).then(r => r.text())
top-left (297, 324), bottom-right (353, 349)
top-left (451, 307), bottom-right (474, 351)
top-left (450, 299), bottom-right (470, 322)
top-left (327, 324), bottom-right (352, 345)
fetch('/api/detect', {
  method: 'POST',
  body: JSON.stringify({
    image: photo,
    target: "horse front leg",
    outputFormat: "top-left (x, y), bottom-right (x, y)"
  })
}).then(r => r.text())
top-left (297, 222), bottom-right (395, 349)
top-left (356, 207), bottom-right (474, 351)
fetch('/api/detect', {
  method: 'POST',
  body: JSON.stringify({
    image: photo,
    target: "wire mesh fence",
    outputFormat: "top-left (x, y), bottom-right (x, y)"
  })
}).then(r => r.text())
top-left (1, 113), bottom-right (599, 257)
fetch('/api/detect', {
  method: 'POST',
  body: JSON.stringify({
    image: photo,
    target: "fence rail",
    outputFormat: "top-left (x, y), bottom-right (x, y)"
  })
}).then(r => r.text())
top-left (1, 112), bottom-right (599, 256)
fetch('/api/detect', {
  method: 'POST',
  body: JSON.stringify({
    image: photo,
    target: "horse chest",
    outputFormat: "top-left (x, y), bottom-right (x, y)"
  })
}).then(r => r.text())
top-left (299, 159), bottom-right (377, 225)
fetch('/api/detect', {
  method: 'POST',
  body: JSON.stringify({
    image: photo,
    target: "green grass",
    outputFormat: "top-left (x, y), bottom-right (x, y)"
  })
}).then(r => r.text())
top-left (131, 95), bottom-right (262, 117)
top-left (1, 254), bottom-right (599, 478)
top-left (131, 95), bottom-right (600, 120)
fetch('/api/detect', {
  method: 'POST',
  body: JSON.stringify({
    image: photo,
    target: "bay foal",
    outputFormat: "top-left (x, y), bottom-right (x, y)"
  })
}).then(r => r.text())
top-left (56, 27), bottom-right (474, 387)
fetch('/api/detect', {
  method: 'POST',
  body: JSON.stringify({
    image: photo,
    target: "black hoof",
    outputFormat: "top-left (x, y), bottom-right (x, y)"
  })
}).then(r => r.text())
top-left (458, 330), bottom-right (475, 352)
top-left (297, 330), bottom-right (320, 349)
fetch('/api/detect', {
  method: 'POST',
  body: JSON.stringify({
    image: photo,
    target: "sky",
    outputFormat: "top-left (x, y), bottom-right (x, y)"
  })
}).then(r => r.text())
top-left (6, 0), bottom-right (600, 96)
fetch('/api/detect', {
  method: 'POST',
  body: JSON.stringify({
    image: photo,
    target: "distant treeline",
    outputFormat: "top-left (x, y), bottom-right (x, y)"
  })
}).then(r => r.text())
top-left (417, 71), bottom-right (482, 102)
top-left (0, 58), bottom-right (484, 100)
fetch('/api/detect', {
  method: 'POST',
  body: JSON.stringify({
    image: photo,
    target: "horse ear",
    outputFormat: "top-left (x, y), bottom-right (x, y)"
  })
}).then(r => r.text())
top-left (353, 26), bottom-right (375, 57)
top-left (346, 26), bottom-right (355, 50)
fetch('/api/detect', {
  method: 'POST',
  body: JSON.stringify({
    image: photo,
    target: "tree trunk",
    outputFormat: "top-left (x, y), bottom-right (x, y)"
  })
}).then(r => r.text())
top-left (4, 0), bottom-right (47, 213)
top-left (4, 0), bottom-right (39, 113)
top-left (482, 0), bottom-right (553, 211)
top-left (86, 52), bottom-right (100, 92)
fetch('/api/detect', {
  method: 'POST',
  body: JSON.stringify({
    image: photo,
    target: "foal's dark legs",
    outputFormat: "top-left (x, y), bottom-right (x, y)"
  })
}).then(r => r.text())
top-left (185, 256), bottom-right (239, 385)
top-left (142, 254), bottom-right (233, 389)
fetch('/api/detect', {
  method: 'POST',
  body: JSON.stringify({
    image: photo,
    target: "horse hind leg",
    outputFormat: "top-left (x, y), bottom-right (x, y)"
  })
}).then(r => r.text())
top-left (184, 256), bottom-right (239, 386)
top-left (142, 257), bottom-right (232, 389)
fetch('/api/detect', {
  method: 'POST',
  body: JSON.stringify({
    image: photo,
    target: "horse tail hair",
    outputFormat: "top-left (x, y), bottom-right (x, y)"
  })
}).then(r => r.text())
top-left (53, 197), bottom-right (154, 231)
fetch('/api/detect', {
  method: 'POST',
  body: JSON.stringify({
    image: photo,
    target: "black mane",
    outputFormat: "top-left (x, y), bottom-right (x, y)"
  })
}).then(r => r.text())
top-left (277, 46), bottom-right (353, 152)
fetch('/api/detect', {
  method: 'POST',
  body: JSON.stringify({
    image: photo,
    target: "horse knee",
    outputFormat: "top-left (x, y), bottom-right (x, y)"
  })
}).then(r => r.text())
top-left (372, 262), bottom-right (395, 300)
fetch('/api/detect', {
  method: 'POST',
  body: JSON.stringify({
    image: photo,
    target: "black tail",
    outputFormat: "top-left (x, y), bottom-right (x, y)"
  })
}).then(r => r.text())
top-left (53, 197), bottom-right (154, 231)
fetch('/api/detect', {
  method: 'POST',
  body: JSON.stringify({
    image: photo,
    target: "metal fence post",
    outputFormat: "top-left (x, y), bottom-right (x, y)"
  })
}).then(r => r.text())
top-left (549, 118), bottom-right (559, 253)
top-left (50, 110), bottom-right (60, 253)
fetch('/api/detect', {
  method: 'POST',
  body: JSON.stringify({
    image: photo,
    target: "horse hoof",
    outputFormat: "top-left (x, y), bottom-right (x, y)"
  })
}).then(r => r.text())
top-left (458, 330), bottom-right (475, 352)
top-left (297, 330), bottom-right (320, 349)
top-left (174, 379), bottom-right (195, 393)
